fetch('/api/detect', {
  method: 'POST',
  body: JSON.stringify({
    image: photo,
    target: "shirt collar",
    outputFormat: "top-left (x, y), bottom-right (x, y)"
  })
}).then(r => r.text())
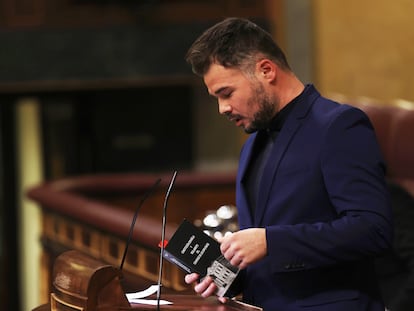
top-left (267, 84), bottom-right (310, 132)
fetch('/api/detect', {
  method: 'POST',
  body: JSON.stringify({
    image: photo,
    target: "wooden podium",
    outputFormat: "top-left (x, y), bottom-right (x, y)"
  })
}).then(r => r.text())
top-left (32, 250), bottom-right (260, 311)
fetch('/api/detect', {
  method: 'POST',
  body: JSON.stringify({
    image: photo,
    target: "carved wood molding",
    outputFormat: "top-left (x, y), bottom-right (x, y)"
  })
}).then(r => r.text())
top-left (28, 172), bottom-right (236, 301)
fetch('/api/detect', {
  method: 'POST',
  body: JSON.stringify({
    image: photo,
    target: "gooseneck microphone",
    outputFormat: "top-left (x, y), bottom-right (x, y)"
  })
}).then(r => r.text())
top-left (119, 177), bottom-right (162, 271)
top-left (156, 170), bottom-right (178, 311)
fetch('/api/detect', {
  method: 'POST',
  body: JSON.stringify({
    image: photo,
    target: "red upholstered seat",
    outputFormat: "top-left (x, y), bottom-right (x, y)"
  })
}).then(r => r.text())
top-left (345, 97), bottom-right (414, 197)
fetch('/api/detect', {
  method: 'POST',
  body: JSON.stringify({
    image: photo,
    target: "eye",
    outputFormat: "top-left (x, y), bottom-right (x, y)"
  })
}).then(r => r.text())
top-left (221, 90), bottom-right (233, 99)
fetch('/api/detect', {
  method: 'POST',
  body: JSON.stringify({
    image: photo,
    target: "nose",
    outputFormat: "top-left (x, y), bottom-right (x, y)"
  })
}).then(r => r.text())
top-left (218, 99), bottom-right (232, 115)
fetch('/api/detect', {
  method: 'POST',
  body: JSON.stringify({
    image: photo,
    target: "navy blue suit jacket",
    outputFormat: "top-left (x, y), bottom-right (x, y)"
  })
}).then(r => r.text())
top-left (235, 85), bottom-right (393, 311)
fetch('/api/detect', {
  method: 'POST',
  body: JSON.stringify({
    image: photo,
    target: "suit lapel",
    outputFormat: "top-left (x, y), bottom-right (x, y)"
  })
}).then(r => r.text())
top-left (238, 133), bottom-right (258, 226)
top-left (253, 122), bottom-right (300, 225)
top-left (254, 86), bottom-right (319, 225)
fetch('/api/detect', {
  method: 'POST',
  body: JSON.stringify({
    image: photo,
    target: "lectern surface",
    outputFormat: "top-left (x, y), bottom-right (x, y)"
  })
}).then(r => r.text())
top-left (129, 295), bottom-right (261, 311)
top-left (33, 294), bottom-right (261, 311)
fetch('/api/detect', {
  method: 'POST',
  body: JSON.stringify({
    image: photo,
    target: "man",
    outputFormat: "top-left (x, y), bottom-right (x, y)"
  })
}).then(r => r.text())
top-left (184, 17), bottom-right (393, 311)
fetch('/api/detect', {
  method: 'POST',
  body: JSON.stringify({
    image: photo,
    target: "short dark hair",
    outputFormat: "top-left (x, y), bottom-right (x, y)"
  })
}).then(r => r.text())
top-left (186, 17), bottom-right (290, 76)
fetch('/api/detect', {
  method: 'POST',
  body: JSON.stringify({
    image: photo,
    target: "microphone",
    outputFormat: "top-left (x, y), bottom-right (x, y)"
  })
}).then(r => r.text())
top-left (119, 177), bottom-right (162, 271)
top-left (156, 170), bottom-right (178, 311)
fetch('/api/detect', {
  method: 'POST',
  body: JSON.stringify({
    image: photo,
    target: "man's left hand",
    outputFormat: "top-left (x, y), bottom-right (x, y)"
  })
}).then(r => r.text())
top-left (220, 228), bottom-right (267, 269)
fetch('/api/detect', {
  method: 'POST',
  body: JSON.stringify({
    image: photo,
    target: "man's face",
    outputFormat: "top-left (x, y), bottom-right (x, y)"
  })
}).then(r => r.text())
top-left (204, 63), bottom-right (277, 133)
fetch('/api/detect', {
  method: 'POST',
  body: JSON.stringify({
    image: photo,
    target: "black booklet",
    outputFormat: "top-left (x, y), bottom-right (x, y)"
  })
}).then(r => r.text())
top-left (163, 219), bottom-right (240, 297)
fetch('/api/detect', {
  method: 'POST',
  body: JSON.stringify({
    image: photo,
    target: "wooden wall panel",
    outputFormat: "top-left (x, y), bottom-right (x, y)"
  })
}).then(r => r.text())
top-left (0, 0), bottom-right (267, 29)
top-left (313, 0), bottom-right (414, 102)
top-left (1, 0), bottom-right (46, 27)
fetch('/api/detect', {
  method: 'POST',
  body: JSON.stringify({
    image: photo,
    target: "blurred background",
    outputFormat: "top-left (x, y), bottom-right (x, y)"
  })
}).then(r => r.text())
top-left (1, 0), bottom-right (414, 310)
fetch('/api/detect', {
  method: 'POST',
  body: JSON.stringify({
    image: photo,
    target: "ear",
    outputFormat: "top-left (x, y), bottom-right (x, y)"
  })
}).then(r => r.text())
top-left (256, 59), bottom-right (277, 83)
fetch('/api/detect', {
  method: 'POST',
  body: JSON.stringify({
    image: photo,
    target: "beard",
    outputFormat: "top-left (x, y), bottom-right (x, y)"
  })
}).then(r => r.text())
top-left (243, 82), bottom-right (277, 134)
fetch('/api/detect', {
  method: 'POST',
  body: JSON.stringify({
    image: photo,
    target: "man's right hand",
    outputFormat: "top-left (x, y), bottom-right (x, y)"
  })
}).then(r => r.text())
top-left (184, 273), bottom-right (228, 303)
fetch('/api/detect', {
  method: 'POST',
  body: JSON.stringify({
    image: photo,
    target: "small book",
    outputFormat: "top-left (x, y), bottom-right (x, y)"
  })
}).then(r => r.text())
top-left (163, 219), bottom-right (240, 297)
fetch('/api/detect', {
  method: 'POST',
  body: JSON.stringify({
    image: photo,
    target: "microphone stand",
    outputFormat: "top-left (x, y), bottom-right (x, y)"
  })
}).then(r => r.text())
top-left (119, 178), bottom-right (162, 271)
top-left (156, 170), bottom-right (178, 311)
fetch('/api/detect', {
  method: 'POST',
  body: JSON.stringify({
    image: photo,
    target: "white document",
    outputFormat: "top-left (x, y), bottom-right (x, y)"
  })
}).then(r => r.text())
top-left (126, 284), bottom-right (172, 305)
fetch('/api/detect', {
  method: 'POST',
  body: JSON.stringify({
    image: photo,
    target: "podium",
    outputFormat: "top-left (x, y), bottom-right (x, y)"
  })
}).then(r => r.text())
top-left (32, 250), bottom-right (260, 311)
top-left (50, 250), bottom-right (129, 310)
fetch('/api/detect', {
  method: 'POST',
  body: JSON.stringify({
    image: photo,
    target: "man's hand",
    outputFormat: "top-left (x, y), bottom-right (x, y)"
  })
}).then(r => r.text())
top-left (220, 228), bottom-right (267, 269)
top-left (184, 228), bottom-right (266, 301)
top-left (184, 273), bottom-right (227, 303)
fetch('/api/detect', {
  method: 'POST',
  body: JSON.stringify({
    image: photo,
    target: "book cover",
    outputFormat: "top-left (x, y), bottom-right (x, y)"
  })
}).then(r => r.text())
top-left (164, 219), bottom-right (240, 297)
